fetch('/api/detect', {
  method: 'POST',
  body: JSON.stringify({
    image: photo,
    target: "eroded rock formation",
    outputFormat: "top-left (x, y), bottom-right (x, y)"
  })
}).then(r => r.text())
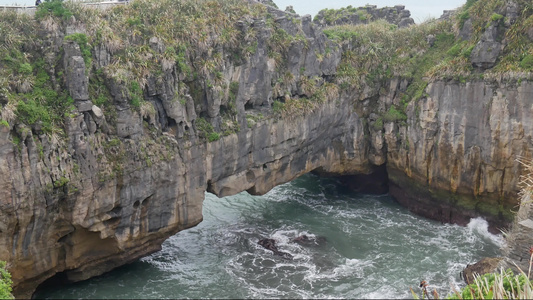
top-left (0, 0), bottom-right (532, 297)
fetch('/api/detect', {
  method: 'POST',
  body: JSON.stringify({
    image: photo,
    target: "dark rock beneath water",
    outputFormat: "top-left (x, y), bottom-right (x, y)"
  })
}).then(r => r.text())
top-left (292, 235), bottom-right (327, 246)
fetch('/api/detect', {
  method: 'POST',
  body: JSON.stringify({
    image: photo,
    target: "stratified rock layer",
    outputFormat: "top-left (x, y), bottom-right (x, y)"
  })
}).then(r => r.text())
top-left (387, 80), bottom-right (533, 231)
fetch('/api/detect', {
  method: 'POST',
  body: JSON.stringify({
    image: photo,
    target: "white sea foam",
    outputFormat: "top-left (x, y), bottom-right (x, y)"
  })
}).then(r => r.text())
top-left (466, 217), bottom-right (504, 246)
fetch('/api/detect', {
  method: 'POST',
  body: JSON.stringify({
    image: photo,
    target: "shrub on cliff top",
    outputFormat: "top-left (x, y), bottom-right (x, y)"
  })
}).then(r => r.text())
top-left (329, 19), bottom-right (454, 91)
top-left (0, 261), bottom-right (14, 300)
top-left (35, 0), bottom-right (73, 20)
top-left (447, 269), bottom-right (533, 299)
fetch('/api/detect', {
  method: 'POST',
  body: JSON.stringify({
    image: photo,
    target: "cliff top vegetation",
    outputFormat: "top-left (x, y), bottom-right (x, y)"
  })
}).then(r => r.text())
top-left (0, 0), bottom-right (272, 136)
top-left (317, 0), bottom-right (533, 110)
top-left (1, 0), bottom-right (533, 137)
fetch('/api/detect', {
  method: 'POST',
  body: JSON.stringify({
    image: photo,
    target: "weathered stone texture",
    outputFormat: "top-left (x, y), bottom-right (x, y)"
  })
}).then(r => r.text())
top-left (2, 2), bottom-right (533, 298)
top-left (386, 80), bottom-right (533, 231)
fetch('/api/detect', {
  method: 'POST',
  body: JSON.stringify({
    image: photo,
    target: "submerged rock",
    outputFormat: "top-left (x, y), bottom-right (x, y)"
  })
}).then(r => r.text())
top-left (292, 235), bottom-right (327, 246)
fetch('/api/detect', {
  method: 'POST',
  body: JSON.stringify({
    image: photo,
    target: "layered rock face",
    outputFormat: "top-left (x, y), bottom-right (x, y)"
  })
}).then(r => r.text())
top-left (386, 79), bottom-right (533, 230)
top-left (1, 0), bottom-right (532, 297)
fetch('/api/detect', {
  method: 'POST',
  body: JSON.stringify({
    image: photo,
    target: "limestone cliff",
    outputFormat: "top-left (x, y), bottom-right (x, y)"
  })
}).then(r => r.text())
top-left (0, 0), bottom-right (532, 297)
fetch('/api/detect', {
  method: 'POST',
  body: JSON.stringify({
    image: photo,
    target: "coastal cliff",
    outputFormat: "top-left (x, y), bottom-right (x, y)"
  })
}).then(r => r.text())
top-left (1, 0), bottom-right (533, 297)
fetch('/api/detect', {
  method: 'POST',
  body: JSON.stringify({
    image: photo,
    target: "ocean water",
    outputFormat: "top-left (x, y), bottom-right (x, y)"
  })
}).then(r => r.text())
top-left (36, 174), bottom-right (503, 299)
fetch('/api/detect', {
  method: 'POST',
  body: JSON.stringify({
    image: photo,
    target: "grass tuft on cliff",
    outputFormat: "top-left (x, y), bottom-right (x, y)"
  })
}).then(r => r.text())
top-left (324, 18), bottom-right (454, 101)
top-left (447, 0), bottom-right (533, 73)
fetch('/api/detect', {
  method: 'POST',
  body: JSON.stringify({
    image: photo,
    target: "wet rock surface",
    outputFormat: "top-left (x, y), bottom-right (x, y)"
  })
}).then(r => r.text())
top-left (258, 239), bottom-right (293, 259)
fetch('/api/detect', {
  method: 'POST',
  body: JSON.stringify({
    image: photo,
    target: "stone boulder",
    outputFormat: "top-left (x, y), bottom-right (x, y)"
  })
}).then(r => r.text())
top-left (462, 257), bottom-right (503, 285)
top-left (471, 24), bottom-right (503, 69)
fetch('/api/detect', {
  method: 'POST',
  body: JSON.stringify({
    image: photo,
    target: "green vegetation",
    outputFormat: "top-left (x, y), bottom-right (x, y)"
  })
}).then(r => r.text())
top-left (458, 0), bottom-right (479, 28)
top-left (64, 33), bottom-right (92, 69)
top-left (129, 81), bottom-right (143, 108)
top-left (315, 6), bottom-right (372, 25)
top-left (372, 117), bottom-right (383, 130)
top-left (1, 9), bottom-right (75, 134)
top-left (15, 99), bottom-right (52, 129)
top-left (0, 261), bottom-right (13, 300)
top-left (326, 19), bottom-right (457, 99)
top-left (520, 54), bottom-right (533, 70)
top-left (195, 117), bottom-right (220, 142)
top-left (450, 269), bottom-right (532, 299)
top-left (207, 132), bottom-right (220, 142)
top-left (323, 27), bottom-right (360, 41)
top-left (411, 268), bottom-right (533, 299)
top-left (383, 106), bottom-right (407, 123)
top-left (18, 63), bottom-right (32, 75)
top-left (245, 113), bottom-right (264, 128)
top-left (272, 100), bottom-right (285, 113)
top-left (53, 176), bottom-right (69, 188)
top-left (450, 0), bottom-right (533, 73)
top-left (35, 0), bottom-right (73, 20)
top-left (464, 0), bottom-right (480, 10)
top-left (490, 13), bottom-right (504, 22)
top-left (0, 0), bottom-right (532, 139)
top-left (326, 0), bottom-right (533, 95)
top-left (271, 80), bottom-right (339, 119)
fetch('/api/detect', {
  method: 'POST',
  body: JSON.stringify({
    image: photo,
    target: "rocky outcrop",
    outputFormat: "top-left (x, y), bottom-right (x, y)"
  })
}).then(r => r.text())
top-left (462, 257), bottom-right (503, 284)
top-left (471, 23), bottom-right (504, 69)
top-left (314, 4), bottom-right (414, 28)
top-left (1, 0), bottom-right (533, 297)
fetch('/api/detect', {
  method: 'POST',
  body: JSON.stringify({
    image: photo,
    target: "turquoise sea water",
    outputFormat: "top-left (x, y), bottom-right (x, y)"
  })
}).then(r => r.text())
top-left (36, 174), bottom-right (502, 299)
